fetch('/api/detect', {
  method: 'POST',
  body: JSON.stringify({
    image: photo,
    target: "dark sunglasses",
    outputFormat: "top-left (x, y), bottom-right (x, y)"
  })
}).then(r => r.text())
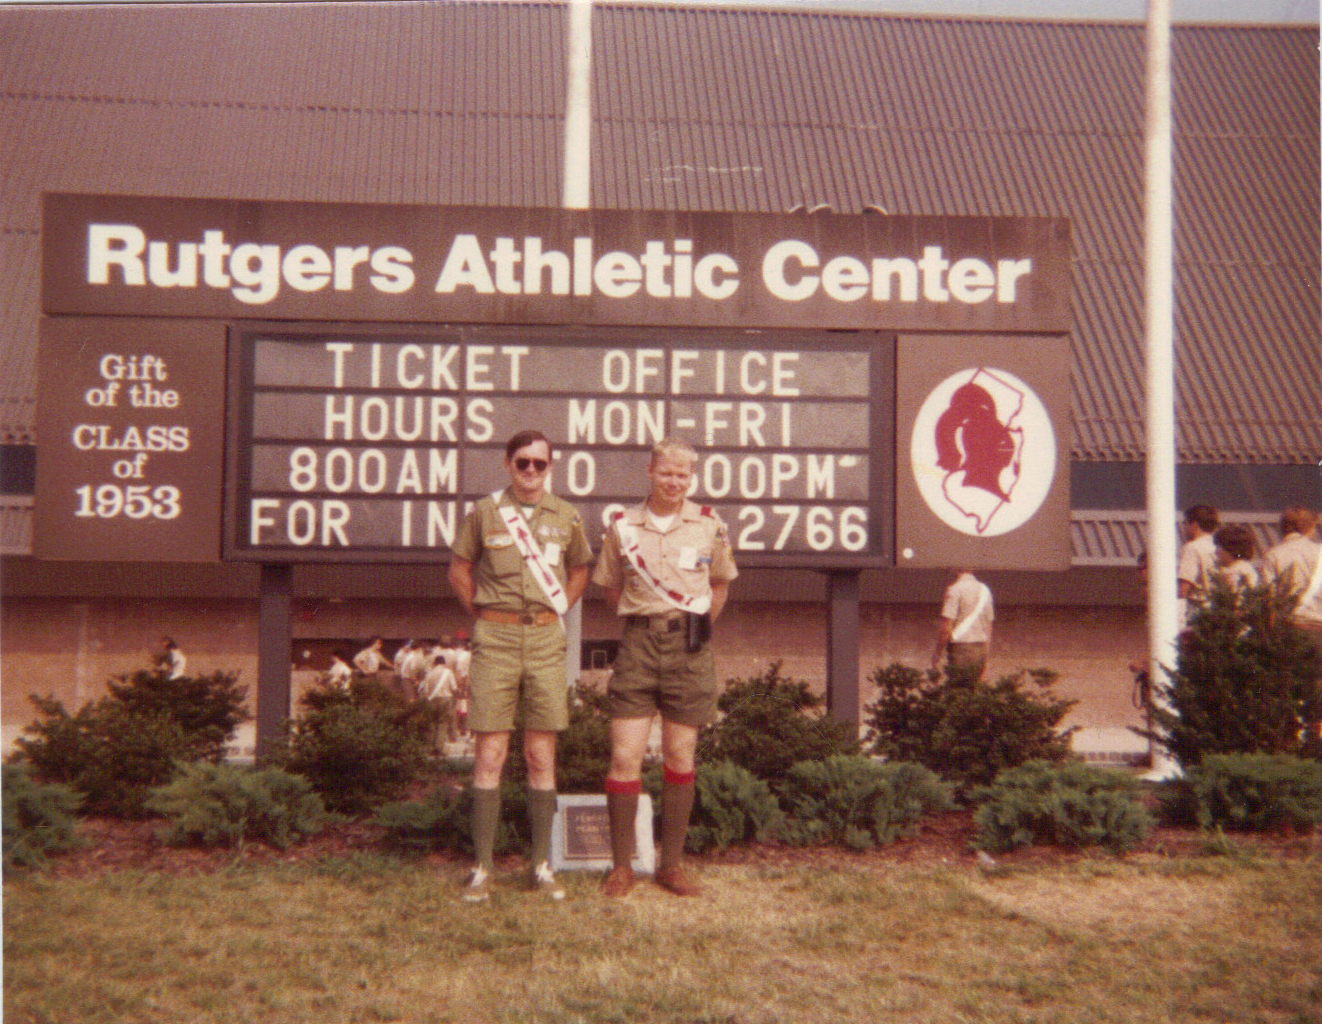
top-left (513, 457), bottom-right (549, 472)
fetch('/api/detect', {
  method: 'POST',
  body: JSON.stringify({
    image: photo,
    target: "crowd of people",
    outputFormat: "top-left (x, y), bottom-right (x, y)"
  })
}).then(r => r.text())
top-left (1177, 503), bottom-right (1322, 648)
top-left (323, 635), bottom-right (474, 746)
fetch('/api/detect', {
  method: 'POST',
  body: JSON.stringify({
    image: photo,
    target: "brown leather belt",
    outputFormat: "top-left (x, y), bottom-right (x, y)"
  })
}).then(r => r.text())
top-left (625, 612), bottom-right (686, 632)
top-left (477, 608), bottom-right (560, 626)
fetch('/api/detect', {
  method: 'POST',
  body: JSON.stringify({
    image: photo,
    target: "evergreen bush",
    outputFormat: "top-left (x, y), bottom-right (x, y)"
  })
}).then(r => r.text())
top-left (2, 764), bottom-right (84, 870)
top-left (972, 759), bottom-right (1154, 854)
top-left (700, 662), bottom-right (859, 781)
top-left (279, 687), bottom-right (430, 814)
top-left (1148, 581), bottom-right (1322, 768)
top-left (105, 668), bottom-right (250, 761)
top-left (146, 761), bottom-right (331, 849)
top-left (1178, 753), bottom-right (1322, 833)
top-left (15, 697), bottom-right (195, 817)
top-left (864, 663), bottom-right (1076, 797)
top-left (778, 755), bottom-right (953, 851)
top-left (14, 664), bottom-right (252, 818)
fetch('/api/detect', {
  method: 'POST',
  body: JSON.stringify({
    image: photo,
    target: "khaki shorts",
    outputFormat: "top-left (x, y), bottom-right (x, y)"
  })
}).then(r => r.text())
top-left (608, 617), bottom-right (717, 727)
top-left (468, 618), bottom-right (569, 732)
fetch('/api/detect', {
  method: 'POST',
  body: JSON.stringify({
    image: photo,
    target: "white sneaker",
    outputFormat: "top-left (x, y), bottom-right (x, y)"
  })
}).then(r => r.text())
top-left (532, 861), bottom-right (565, 900)
top-left (461, 865), bottom-right (490, 903)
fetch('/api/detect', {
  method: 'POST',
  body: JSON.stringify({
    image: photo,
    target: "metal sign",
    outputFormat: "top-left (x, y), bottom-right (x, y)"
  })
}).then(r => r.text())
top-left (895, 334), bottom-right (1072, 570)
top-left (224, 325), bottom-right (895, 567)
top-left (33, 318), bottom-right (227, 562)
top-left (43, 193), bottom-right (1072, 333)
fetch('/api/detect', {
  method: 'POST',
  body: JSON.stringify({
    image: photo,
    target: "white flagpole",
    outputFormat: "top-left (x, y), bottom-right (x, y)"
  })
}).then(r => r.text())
top-left (1144, 0), bottom-right (1180, 780)
top-left (562, 0), bottom-right (593, 687)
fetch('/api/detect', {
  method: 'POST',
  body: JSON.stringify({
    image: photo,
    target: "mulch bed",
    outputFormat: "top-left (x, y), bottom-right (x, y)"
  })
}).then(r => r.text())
top-left (35, 808), bottom-right (1320, 881)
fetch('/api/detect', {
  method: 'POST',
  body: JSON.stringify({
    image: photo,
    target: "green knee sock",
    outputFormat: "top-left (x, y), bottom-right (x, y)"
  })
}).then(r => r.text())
top-left (527, 788), bottom-right (558, 868)
top-left (606, 788), bottom-right (640, 868)
top-left (471, 786), bottom-right (501, 872)
top-left (660, 775), bottom-right (696, 871)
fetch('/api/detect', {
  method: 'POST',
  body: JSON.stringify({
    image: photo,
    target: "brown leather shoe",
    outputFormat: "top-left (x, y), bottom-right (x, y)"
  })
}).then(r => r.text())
top-left (655, 866), bottom-right (701, 897)
top-left (601, 864), bottom-right (635, 898)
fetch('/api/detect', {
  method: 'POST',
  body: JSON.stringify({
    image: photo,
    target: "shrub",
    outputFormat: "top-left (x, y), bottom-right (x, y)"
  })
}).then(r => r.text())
top-left (1148, 582), bottom-right (1322, 768)
top-left (700, 662), bottom-right (859, 781)
top-left (375, 781), bottom-right (529, 857)
top-left (864, 663), bottom-right (1076, 797)
top-left (14, 697), bottom-right (195, 817)
top-left (279, 695), bottom-right (430, 815)
top-left (105, 668), bottom-right (250, 761)
top-left (2, 764), bottom-right (84, 870)
top-left (640, 761), bottom-right (784, 854)
top-left (779, 755), bottom-right (954, 851)
top-left (972, 759), bottom-right (1154, 854)
top-left (146, 762), bottom-right (331, 849)
top-left (1177, 753), bottom-right (1322, 833)
top-left (13, 664), bottom-right (252, 818)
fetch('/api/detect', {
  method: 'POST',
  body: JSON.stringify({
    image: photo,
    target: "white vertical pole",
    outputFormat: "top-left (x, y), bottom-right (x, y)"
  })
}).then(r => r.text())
top-left (1144, 0), bottom-right (1180, 779)
top-left (563, 0), bottom-right (593, 211)
top-left (562, 0), bottom-right (592, 686)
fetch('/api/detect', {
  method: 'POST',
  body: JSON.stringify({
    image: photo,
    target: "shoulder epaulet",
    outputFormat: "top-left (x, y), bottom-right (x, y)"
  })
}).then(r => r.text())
top-left (700, 506), bottom-right (713, 517)
top-left (610, 510), bottom-right (625, 522)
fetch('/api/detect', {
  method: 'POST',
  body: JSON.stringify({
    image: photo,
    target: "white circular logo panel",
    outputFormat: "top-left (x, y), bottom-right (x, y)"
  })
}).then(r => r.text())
top-left (910, 367), bottom-right (1056, 538)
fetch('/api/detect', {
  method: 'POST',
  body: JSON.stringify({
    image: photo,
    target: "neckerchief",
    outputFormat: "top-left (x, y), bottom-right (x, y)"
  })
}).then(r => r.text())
top-left (492, 490), bottom-right (569, 616)
top-left (613, 510), bottom-right (711, 615)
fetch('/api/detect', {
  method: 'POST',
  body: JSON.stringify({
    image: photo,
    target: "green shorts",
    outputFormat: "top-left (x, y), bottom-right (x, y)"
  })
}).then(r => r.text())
top-left (468, 618), bottom-right (569, 732)
top-left (608, 617), bottom-right (718, 727)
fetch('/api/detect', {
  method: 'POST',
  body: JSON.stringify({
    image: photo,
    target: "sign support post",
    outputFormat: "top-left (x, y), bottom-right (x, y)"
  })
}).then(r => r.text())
top-left (257, 563), bottom-right (292, 758)
top-left (826, 569), bottom-right (861, 729)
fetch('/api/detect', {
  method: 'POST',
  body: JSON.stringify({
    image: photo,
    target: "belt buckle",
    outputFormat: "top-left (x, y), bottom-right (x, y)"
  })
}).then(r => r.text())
top-left (520, 611), bottom-right (536, 625)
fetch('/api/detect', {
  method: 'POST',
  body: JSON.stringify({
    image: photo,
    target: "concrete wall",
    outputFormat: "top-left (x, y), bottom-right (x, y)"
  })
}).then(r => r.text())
top-left (2, 591), bottom-right (1147, 752)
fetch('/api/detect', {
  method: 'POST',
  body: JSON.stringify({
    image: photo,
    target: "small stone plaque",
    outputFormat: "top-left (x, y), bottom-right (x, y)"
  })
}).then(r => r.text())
top-left (550, 793), bottom-right (655, 875)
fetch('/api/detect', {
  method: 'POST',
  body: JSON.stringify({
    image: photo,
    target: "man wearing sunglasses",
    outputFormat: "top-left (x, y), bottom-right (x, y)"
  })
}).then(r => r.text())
top-left (448, 430), bottom-right (593, 901)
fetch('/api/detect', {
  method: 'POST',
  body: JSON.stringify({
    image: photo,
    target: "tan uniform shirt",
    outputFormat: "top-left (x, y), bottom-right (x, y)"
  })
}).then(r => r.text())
top-left (1178, 533), bottom-right (1218, 607)
top-left (1262, 532), bottom-right (1322, 625)
top-left (592, 499), bottom-right (737, 617)
top-left (451, 489), bottom-right (592, 614)
top-left (940, 572), bottom-right (993, 643)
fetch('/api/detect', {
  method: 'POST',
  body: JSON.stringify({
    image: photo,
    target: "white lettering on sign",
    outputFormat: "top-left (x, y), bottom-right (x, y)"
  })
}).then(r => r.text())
top-left (435, 235), bottom-right (741, 301)
top-left (87, 225), bottom-right (414, 304)
top-left (761, 240), bottom-right (1031, 305)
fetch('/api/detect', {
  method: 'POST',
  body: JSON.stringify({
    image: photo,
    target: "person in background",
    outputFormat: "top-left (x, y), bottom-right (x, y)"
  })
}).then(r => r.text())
top-left (158, 636), bottom-right (186, 680)
top-left (932, 568), bottom-right (993, 681)
top-left (593, 438), bottom-right (737, 899)
top-left (1262, 507), bottom-right (1322, 674)
top-left (325, 648), bottom-right (353, 690)
top-left (1177, 505), bottom-right (1220, 623)
top-left (1212, 522), bottom-right (1258, 592)
top-left (447, 429), bottom-right (592, 902)
top-left (353, 635), bottom-right (388, 675)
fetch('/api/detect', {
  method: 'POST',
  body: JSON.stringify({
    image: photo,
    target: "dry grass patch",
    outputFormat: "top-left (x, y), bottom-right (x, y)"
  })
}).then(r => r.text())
top-left (5, 855), bottom-right (1321, 1024)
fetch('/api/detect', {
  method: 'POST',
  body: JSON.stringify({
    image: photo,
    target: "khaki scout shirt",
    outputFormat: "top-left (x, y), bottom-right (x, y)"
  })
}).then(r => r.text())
top-left (940, 572), bottom-right (993, 643)
top-left (451, 489), bottom-right (592, 614)
top-left (1262, 532), bottom-right (1322, 625)
top-left (592, 499), bottom-right (737, 617)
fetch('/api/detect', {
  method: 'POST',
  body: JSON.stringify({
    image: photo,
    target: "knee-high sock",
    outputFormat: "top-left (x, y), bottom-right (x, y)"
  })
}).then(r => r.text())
top-left (660, 767), bottom-right (696, 870)
top-left (527, 787), bottom-right (558, 868)
top-left (471, 785), bottom-right (501, 872)
top-left (605, 778), bottom-right (641, 868)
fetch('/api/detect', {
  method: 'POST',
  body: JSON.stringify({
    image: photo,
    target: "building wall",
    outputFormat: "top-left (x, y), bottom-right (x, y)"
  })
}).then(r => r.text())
top-left (2, 592), bottom-right (1147, 751)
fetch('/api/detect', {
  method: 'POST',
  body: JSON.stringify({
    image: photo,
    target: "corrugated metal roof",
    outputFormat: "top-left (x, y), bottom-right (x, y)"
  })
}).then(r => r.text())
top-left (1070, 509), bottom-right (1282, 566)
top-left (1, 2), bottom-right (1318, 461)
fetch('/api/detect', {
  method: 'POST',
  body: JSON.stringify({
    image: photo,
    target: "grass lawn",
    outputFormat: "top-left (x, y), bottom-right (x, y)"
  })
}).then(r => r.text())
top-left (5, 851), bottom-right (1321, 1024)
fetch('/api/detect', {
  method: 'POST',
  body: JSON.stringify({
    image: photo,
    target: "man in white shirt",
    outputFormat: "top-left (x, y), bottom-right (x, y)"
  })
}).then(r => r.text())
top-left (932, 569), bottom-right (993, 681)
top-left (1177, 505), bottom-right (1220, 624)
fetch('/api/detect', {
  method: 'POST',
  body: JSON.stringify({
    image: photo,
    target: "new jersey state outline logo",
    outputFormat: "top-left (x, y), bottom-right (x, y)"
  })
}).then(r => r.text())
top-left (910, 366), bottom-right (1056, 537)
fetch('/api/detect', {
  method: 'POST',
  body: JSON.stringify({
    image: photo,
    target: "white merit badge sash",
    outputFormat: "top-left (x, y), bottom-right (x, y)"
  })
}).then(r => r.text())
top-left (950, 582), bottom-right (991, 643)
top-left (492, 491), bottom-right (570, 616)
top-left (613, 511), bottom-right (712, 615)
